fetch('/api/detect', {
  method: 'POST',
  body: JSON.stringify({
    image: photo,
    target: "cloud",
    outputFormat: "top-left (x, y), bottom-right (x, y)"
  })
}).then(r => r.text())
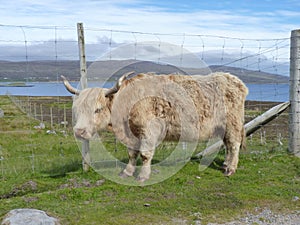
top-left (0, 0), bottom-right (295, 77)
top-left (0, 33), bottom-right (126, 61)
top-left (0, 35), bottom-right (289, 76)
top-left (1, 0), bottom-right (298, 40)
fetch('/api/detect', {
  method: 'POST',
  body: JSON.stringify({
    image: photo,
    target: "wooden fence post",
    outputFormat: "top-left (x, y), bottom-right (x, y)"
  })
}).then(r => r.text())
top-left (289, 29), bottom-right (300, 157)
top-left (77, 22), bottom-right (90, 171)
top-left (40, 104), bottom-right (43, 122)
top-left (50, 107), bottom-right (53, 129)
top-left (63, 104), bottom-right (67, 130)
top-left (34, 103), bottom-right (37, 119)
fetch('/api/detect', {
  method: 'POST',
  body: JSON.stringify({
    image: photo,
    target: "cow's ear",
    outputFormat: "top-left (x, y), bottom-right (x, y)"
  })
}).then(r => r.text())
top-left (105, 95), bottom-right (114, 109)
top-left (106, 94), bottom-right (114, 101)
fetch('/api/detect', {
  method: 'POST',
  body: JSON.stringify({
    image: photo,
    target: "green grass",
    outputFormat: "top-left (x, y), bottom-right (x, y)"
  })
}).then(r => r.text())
top-left (0, 95), bottom-right (299, 224)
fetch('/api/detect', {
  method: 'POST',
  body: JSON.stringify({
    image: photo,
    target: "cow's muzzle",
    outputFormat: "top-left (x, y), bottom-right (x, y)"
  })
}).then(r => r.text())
top-left (74, 128), bottom-right (90, 140)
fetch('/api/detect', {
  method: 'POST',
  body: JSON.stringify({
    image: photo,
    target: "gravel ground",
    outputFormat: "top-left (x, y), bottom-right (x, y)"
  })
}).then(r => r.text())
top-left (206, 209), bottom-right (300, 225)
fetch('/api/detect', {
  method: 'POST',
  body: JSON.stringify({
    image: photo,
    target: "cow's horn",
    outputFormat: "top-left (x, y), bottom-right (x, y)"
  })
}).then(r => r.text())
top-left (61, 75), bottom-right (80, 95)
top-left (105, 71), bottom-right (134, 97)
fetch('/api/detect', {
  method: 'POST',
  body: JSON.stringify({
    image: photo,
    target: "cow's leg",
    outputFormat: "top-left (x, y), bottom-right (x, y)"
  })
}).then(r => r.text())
top-left (223, 141), bottom-right (240, 176)
top-left (223, 127), bottom-right (244, 176)
top-left (136, 117), bottom-right (165, 182)
top-left (119, 148), bottom-right (139, 178)
top-left (137, 149), bottom-right (155, 182)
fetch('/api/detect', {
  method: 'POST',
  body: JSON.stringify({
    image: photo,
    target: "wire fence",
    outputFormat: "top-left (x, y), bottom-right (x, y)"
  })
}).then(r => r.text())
top-left (0, 24), bottom-right (291, 179)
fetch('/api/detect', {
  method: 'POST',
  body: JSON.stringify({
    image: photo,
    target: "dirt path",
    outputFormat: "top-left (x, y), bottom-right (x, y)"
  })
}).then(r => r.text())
top-left (206, 209), bottom-right (300, 225)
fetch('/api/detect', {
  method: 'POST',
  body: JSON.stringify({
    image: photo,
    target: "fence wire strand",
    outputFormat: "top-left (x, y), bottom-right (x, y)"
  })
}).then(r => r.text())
top-left (0, 24), bottom-right (291, 178)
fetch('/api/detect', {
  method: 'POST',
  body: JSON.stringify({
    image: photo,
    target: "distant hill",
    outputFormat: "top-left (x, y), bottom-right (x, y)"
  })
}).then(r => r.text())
top-left (0, 60), bottom-right (289, 83)
top-left (0, 60), bottom-right (81, 82)
top-left (209, 65), bottom-right (289, 84)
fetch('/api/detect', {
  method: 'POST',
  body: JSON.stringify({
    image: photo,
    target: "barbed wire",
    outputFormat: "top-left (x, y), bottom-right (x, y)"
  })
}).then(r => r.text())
top-left (0, 23), bottom-right (292, 178)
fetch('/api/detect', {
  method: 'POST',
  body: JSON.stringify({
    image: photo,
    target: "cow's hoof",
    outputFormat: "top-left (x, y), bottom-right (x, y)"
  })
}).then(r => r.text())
top-left (119, 171), bottom-right (131, 178)
top-left (136, 176), bottom-right (149, 183)
top-left (222, 164), bottom-right (228, 170)
top-left (223, 168), bottom-right (236, 176)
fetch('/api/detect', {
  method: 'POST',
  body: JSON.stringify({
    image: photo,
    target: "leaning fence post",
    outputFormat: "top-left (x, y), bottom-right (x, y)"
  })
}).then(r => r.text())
top-left (77, 22), bottom-right (90, 171)
top-left (289, 29), bottom-right (300, 157)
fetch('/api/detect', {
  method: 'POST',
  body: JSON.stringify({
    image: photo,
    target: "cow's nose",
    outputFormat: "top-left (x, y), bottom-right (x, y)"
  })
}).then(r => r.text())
top-left (74, 128), bottom-right (86, 138)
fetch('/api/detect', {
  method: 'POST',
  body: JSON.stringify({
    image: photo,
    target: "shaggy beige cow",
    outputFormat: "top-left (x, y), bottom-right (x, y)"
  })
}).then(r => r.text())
top-left (62, 72), bottom-right (248, 182)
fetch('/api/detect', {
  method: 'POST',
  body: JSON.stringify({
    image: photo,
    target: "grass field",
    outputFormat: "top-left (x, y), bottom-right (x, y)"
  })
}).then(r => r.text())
top-left (0, 95), bottom-right (299, 224)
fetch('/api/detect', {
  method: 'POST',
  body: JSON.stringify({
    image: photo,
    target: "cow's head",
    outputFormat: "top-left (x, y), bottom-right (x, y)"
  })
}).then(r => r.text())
top-left (61, 72), bottom-right (133, 140)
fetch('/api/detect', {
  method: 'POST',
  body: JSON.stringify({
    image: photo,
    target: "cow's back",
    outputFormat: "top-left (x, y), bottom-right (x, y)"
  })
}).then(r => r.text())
top-left (166, 73), bottom-right (235, 140)
top-left (114, 72), bottom-right (247, 143)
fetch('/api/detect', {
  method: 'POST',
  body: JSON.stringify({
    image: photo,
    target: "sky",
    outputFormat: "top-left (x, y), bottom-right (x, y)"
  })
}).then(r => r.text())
top-left (0, 0), bottom-right (298, 75)
top-left (1, 0), bottom-right (299, 38)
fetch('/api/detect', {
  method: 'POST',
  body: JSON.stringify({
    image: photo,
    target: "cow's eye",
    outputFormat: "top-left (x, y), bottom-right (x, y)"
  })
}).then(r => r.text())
top-left (94, 108), bottom-right (102, 113)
